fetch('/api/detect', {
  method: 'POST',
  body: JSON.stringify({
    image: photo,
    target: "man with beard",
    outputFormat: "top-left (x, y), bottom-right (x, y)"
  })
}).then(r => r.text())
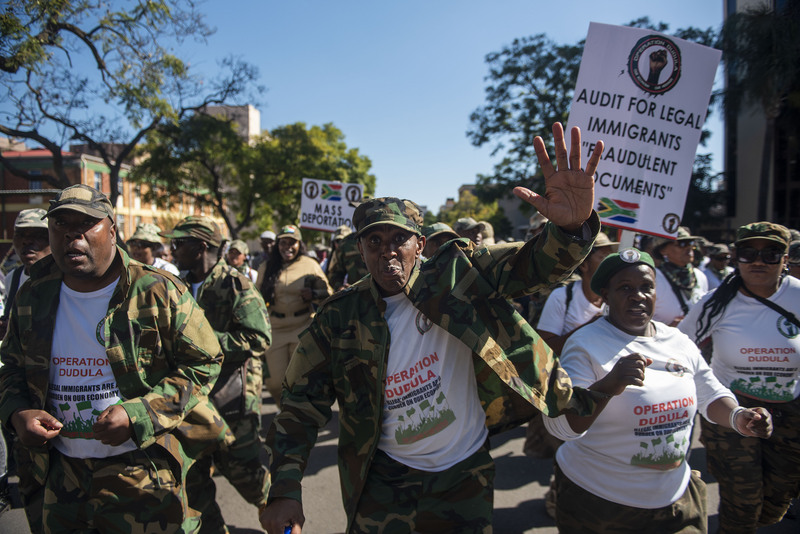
top-left (0, 185), bottom-right (230, 533)
top-left (260, 124), bottom-right (620, 534)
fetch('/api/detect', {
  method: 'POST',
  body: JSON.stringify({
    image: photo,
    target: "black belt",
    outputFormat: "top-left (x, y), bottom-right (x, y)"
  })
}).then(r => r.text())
top-left (270, 308), bottom-right (308, 318)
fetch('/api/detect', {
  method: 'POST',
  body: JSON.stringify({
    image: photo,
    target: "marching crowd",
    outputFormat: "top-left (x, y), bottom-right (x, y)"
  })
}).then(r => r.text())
top-left (0, 123), bottom-right (798, 533)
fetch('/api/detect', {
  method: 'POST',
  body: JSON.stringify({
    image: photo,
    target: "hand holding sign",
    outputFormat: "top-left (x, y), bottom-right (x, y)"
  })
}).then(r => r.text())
top-left (513, 123), bottom-right (603, 234)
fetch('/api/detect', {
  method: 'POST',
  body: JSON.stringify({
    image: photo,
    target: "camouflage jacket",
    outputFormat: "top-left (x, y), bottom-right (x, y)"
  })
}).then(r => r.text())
top-left (186, 258), bottom-right (272, 369)
top-left (0, 248), bottom-right (232, 485)
top-left (326, 233), bottom-right (368, 291)
top-left (265, 212), bottom-right (605, 527)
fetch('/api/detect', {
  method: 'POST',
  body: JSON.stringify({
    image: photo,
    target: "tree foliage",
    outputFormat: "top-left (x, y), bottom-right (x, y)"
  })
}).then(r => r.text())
top-left (0, 0), bottom-right (260, 203)
top-left (468, 18), bottom-right (720, 228)
top-left (437, 189), bottom-right (511, 239)
top-left (716, 1), bottom-right (800, 220)
top-left (131, 119), bottom-right (376, 239)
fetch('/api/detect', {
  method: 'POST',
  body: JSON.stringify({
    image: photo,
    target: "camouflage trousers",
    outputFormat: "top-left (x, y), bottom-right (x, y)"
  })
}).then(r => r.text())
top-left (701, 394), bottom-right (800, 534)
top-left (187, 358), bottom-right (269, 534)
top-left (13, 443), bottom-right (45, 534)
top-left (42, 446), bottom-right (193, 534)
top-left (350, 443), bottom-right (494, 534)
top-left (554, 462), bottom-right (707, 533)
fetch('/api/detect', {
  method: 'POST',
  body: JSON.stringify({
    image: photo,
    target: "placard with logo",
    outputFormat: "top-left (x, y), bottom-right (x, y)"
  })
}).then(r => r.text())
top-left (299, 178), bottom-right (364, 233)
top-left (568, 23), bottom-right (722, 238)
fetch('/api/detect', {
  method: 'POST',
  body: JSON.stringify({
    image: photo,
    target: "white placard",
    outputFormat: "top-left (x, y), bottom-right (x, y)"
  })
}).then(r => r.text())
top-left (299, 178), bottom-right (364, 232)
top-left (568, 23), bottom-right (721, 238)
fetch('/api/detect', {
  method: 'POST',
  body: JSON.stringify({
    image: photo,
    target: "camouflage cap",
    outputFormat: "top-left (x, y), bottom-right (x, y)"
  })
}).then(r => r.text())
top-left (228, 239), bottom-right (249, 255)
top-left (129, 223), bottom-right (163, 244)
top-left (15, 208), bottom-right (48, 230)
top-left (591, 248), bottom-right (656, 295)
top-left (44, 184), bottom-right (114, 220)
top-left (707, 243), bottom-right (731, 257)
top-left (735, 221), bottom-right (791, 251)
top-left (353, 197), bottom-right (423, 238)
top-left (160, 216), bottom-right (223, 247)
top-left (652, 226), bottom-right (700, 253)
top-left (788, 240), bottom-right (800, 265)
top-left (422, 222), bottom-right (459, 241)
top-left (332, 224), bottom-right (353, 241)
top-left (277, 224), bottom-right (303, 242)
top-left (452, 217), bottom-right (485, 234)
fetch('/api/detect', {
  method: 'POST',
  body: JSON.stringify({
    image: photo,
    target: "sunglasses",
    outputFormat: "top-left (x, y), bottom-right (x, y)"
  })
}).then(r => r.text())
top-left (736, 247), bottom-right (784, 265)
top-left (713, 254), bottom-right (731, 261)
top-left (672, 240), bottom-right (694, 248)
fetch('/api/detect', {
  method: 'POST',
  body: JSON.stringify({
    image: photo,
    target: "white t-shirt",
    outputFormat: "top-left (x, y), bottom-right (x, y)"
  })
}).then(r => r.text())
top-left (152, 257), bottom-right (180, 276)
top-left (543, 318), bottom-right (733, 509)
top-left (653, 267), bottom-right (708, 325)
top-left (700, 265), bottom-right (734, 290)
top-left (679, 276), bottom-right (800, 402)
top-left (378, 293), bottom-right (488, 471)
top-left (48, 279), bottom-right (137, 458)
top-left (537, 280), bottom-right (604, 336)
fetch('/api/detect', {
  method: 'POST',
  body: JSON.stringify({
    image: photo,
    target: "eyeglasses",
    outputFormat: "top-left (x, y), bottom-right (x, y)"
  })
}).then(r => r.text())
top-left (736, 247), bottom-right (784, 265)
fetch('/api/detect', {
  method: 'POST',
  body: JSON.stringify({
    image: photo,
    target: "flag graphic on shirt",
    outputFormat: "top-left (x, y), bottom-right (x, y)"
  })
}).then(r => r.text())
top-left (393, 387), bottom-right (455, 445)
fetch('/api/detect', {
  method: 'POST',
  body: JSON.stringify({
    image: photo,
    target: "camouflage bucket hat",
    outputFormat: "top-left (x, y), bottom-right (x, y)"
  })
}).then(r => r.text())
top-left (593, 231), bottom-right (620, 250)
top-left (277, 224), bottom-right (303, 242)
top-left (15, 208), bottom-right (48, 230)
top-left (707, 243), bottom-right (731, 257)
top-left (44, 184), bottom-right (114, 220)
top-left (129, 223), bottom-right (163, 244)
top-left (735, 221), bottom-right (791, 251)
top-left (422, 222), bottom-right (459, 241)
top-left (652, 226), bottom-right (700, 254)
top-left (591, 248), bottom-right (656, 295)
top-left (228, 239), bottom-right (249, 255)
top-left (160, 216), bottom-right (223, 247)
top-left (353, 197), bottom-right (423, 237)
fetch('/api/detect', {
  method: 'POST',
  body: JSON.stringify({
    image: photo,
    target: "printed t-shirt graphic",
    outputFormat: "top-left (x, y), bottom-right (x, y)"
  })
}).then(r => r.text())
top-left (47, 279), bottom-right (137, 458)
top-left (378, 293), bottom-right (487, 471)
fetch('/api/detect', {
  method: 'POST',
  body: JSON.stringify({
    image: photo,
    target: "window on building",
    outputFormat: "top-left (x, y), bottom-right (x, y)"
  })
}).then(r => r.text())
top-left (94, 171), bottom-right (102, 191)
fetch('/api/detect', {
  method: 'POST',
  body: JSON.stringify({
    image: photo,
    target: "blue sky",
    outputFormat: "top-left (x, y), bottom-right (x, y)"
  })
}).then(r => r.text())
top-left (185, 1), bottom-right (725, 213)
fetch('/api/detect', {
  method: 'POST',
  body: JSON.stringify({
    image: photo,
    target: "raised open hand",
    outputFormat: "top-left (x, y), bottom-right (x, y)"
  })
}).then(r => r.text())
top-left (513, 123), bottom-right (603, 233)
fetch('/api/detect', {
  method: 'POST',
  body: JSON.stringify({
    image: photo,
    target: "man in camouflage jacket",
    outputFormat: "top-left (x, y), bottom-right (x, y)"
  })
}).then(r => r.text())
top-left (261, 124), bottom-right (611, 533)
top-left (0, 185), bottom-right (231, 533)
top-left (326, 232), bottom-right (369, 291)
top-left (164, 216), bottom-right (272, 533)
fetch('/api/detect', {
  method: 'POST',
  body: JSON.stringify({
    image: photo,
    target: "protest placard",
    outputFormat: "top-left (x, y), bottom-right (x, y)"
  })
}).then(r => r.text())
top-left (568, 23), bottom-right (721, 238)
top-left (299, 178), bottom-right (364, 232)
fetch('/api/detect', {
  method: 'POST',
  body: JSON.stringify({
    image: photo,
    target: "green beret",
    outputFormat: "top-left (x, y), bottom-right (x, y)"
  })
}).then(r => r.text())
top-left (591, 248), bottom-right (656, 294)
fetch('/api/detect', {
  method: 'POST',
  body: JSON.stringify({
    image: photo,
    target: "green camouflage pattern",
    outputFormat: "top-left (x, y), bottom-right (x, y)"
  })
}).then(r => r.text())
top-left (700, 395), bottom-right (800, 533)
top-left (0, 247), bottom-right (233, 532)
top-left (129, 222), bottom-right (164, 244)
top-left (351, 447), bottom-right (494, 533)
top-left (735, 221), bottom-right (792, 250)
top-left (352, 197), bottom-right (424, 238)
top-left (14, 208), bottom-right (48, 230)
top-left (554, 463), bottom-right (707, 533)
top-left (184, 259), bottom-right (272, 515)
top-left (160, 216), bottom-right (224, 247)
top-left (265, 212), bottom-right (605, 531)
top-left (326, 232), bottom-right (369, 291)
top-left (43, 448), bottom-right (189, 533)
top-left (45, 184), bottom-right (115, 220)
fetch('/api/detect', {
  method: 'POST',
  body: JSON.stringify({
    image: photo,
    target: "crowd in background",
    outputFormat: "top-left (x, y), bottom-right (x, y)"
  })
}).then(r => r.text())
top-left (0, 180), bottom-right (798, 533)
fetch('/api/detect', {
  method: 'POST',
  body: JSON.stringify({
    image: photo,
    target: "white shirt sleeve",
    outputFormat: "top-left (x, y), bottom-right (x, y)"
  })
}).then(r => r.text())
top-left (536, 286), bottom-right (568, 335)
top-left (541, 334), bottom-right (596, 441)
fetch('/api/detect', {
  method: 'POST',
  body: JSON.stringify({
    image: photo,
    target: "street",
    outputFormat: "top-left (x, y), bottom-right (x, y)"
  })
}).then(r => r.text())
top-left (1, 393), bottom-right (797, 533)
